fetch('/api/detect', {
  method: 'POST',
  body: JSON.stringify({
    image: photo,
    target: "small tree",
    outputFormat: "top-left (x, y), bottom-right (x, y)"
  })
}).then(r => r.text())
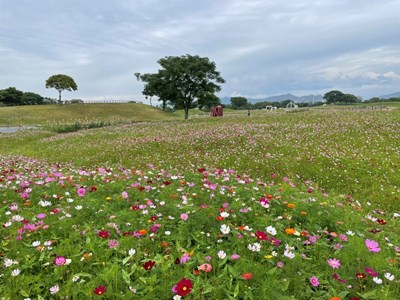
top-left (230, 97), bottom-right (248, 109)
top-left (45, 74), bottom-right (78, 105)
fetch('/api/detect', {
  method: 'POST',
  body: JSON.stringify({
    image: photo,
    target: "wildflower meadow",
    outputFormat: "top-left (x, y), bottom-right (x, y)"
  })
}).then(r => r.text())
top-left (1, 109), bottom-right (400, 299)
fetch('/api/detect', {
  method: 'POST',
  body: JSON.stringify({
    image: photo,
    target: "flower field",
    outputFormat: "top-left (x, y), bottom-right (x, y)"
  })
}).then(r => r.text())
top-left (1, 109), bottom-right (400, 299)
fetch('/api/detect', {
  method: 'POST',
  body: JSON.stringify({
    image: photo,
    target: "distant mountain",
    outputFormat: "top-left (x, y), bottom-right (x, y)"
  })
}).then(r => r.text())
top-left (379, 91), bottom-right (400, 99)
top-left (220, 93), bottom-right (323, 104)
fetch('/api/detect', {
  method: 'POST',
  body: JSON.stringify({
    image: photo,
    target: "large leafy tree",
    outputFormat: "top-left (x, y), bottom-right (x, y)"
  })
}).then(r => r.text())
top-left (136, 55), bottom-right (225, 119)
top-left (45, 74), bottom-right (78, 105)
top-left (0, 87), bottom-right (24, 105)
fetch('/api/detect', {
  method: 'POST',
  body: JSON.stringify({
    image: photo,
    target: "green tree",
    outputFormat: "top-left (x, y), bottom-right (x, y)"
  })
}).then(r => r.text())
top-left (0, 87), bottom-right (24, 105)
top-left (135, 72), bottom-right (174, 111)
top-left (230, 97), bottom-right (248, 109)
top-left (45, 74), bottom-right (78, 105)
top-left (136, 55), bottom-right (225, 119)
top-left (21, 92), bottom-right (44, 105)
top-left (323, 90), bottom-right (344, 104)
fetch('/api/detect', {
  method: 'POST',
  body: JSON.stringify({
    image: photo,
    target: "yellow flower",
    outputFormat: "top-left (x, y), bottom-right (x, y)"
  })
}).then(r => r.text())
top-left (287, 203), bottom-right (296, 209)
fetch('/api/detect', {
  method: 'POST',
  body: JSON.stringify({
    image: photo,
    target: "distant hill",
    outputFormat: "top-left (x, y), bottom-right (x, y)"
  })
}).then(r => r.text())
top-left (220, 93), bottom-right (323, 104)
top-left (379, 91), bottom-right (400, 99)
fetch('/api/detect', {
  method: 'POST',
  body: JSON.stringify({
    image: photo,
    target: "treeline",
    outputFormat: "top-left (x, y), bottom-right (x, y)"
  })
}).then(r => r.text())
top-left (364, 96), bottom-right (400, 103)
top-left (0, 87), bottom-right (83, 106)
top-left (224, 96), bottom-right (324, 110)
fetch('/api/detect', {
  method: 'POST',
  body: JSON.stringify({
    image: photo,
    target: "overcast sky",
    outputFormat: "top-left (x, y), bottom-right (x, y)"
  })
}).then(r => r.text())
top-left (1, 0), bottom-right (399, 103)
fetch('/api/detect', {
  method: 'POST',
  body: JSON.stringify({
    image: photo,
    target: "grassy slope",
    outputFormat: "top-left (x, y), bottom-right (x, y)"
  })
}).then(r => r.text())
top-left (0, 103), bottom-right (179, 126)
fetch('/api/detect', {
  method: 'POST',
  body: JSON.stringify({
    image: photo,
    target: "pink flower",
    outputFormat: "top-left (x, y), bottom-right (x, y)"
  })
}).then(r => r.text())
top-left (77, 187), bottom-right (86, 197)
top-left (180, 213), bottom-right (189, 221)
top-left (365, 239), bottom-right (380, 253)
top-left (199, 263), bottom-right (213, 272)
top-left (54, 256), bottom-right (66, 266)
top-left (327, 258), bottom-right (341, 269)
top-left (108, 239), bottom-right (119, 248)
top-left (310, 276), bottom-right (319, 287)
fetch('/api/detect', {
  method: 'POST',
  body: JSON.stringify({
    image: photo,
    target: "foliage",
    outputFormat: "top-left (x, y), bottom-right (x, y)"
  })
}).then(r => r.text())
top-left (230, 96), bottom-right (248, 109)
top-left (0, 87), bottom-right (24, 105)
top-left (323, 90), bottom-right (358, 104)
top-left (45, 74), bottom-right (78, 105)
top-left (136, 54), bottom-right (225, 119)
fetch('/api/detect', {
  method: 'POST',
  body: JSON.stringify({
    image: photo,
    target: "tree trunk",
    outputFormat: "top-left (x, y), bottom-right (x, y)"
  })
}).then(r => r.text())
top-left (58, 90), bottom-right (62, 106)
top-left (184, 107), bottom-right (189, 120)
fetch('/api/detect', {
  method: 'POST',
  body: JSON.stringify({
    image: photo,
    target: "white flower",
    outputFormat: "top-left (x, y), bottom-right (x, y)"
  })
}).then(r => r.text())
top-left (4, 259), bottom-right (14, 268)
top-left (128, 248), bottom-right (136, 256)
top-left (266, 226), bottom-right (277, 236)
top-left (285, 244), bottom-right (295, 251)
top-left (393, 212), bottom-right (400, 218)
top-left (220, 224), bottom-right (230, 234)
top-left (384, 272), bottom-right (395, 281)
top-left (243, 225), bottom-right (252, 231)
top-left (173, 295), bottom-right (182, 300)
top-left (346, 230), bottom-right (355, 236)
top-left (32, 241), bottom-right (41, 247)
top-left (72, 276), bottom-right (79, 282)
top-left (284, 250), bottom-right (295, 259)
top-left (373, 277), bottom-right (382, 284)
top-left (129, 286), bottom-right (136, 293)
top-left (66, 198), bottom-right (74, 203)
top-left (220, 212), bottom-right (230, 218)
top-left (247, 243), bottom-right (261, 252)
top-left (11, 269), bottom-right (21, 276)
top-left (75, 205), bottom-right (82, 210)
top-left (3, 221), bottom-right (12, 227)
top-left (50, 285), bottom-right (60, 294)
top-left (217, 250), bottom-right (227, 259)
top-left (11, 215), bottom-right (24, 222)
top-left (165, 231), bottom-right (171, 236)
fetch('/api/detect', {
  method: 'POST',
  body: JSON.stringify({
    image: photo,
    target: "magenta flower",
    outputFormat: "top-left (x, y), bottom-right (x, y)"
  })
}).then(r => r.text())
top-left (180, 213), bottom-right (189, 221)
top-left (365, 239), bottom-right (380, 253)
top-left (309, 276), bottom-right (319, 287)
top-left (327, 258), bottom-right (341, 269)
top-left (365, 267), bottom-right (379, 277)
top-left (54, 256), bottom-right (67, 266)
top-left (77, 187), bottom-right (86, 197)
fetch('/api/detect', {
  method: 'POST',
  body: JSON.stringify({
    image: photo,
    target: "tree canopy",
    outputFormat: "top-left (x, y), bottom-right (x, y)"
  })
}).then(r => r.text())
top-left (230, 97), bottom-right (248, 109)
top-left (45, 74), bottom-right (78, 105)
top-left (323, 90), bottom-right (358, 104)
top-left (136, 54), bottom-right (225, 119)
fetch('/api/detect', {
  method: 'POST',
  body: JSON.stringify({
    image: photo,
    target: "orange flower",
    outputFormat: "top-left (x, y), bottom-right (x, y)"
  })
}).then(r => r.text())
top-left (161, 241), bottom-right (169, 247)
top-left (287, 203), bottom-right (296, 208)
top-left (329, 297), bottom-right (341, 300)
top-left (138, 229), bottom-right (147, 235)
top-left (300, 211), bottom-right (308, 215)
top-left (285, 228), bottom-right (296, 235)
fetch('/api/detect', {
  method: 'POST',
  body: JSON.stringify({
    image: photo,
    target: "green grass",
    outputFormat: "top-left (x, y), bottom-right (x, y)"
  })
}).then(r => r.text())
top-left (0, 103), bottom-right (178, 126)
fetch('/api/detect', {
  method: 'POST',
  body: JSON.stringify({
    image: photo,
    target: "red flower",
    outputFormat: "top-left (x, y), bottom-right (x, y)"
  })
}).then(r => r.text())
top-left (93, 285), bottom-right (107, 295)
top-left (175, 278), bottom-right (193, 297)
top-left (163, 181), bottom-right (172, 185)
top-left (89, 186), bottom-right (97, 192)
top-left (143, 260), bottom-right (156, 271)
top-left (98, 230), bottom-right (110, 238)
top-left (241, 273), bottom-right (253, 280)
top-left (197, 168), bottom-right (206, 173)
top-left (377, 219), bottom-right (386, 225)
top-left (256, 230), bottom-right (268, 241)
